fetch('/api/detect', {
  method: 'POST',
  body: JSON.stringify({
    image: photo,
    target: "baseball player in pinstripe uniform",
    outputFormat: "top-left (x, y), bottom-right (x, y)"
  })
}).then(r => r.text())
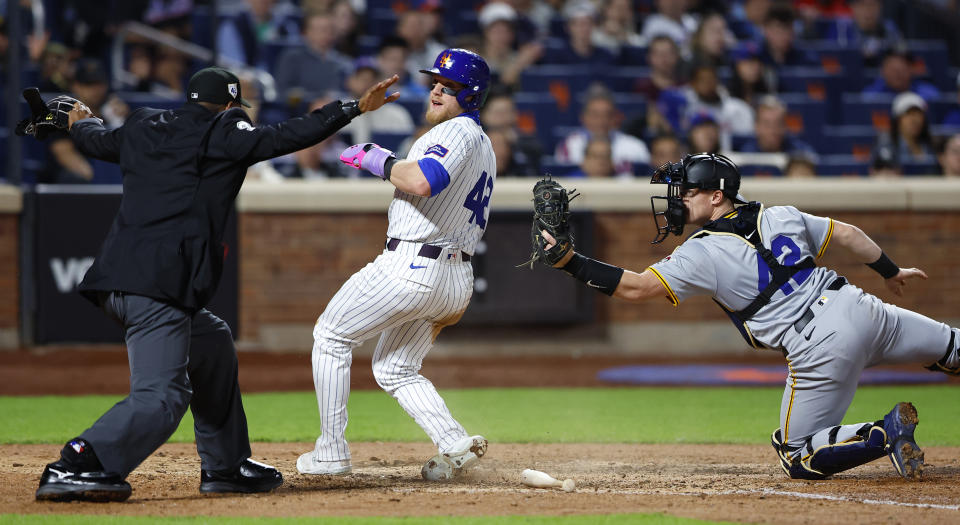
top-left (298, 49), bottom-right (496, 480)
top-left (535, 153), bottom-right (960, 480)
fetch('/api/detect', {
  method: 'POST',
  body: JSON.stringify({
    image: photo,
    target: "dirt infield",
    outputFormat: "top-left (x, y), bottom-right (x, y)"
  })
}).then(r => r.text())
top-left (4, 442), bottom-right (960, 523)
top-left (4, 348), bottom-right (960, 523)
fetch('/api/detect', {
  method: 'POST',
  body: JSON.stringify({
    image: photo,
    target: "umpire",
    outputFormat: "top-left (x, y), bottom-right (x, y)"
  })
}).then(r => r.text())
top-left (35, 67), bottom-right (400, 502)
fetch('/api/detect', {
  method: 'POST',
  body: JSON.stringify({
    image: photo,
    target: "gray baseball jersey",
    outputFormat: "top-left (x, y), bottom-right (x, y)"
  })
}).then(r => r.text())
top-left (648, 205), bottom-right (838, 348)
top-left (648, 205), bottom-right (958, 458)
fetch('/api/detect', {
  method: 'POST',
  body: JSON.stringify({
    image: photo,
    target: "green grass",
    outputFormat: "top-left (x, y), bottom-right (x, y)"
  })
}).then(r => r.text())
top-left (1, 386), bottom-right (957, 446)
top-left (0, 515), bottom-right (736, 525)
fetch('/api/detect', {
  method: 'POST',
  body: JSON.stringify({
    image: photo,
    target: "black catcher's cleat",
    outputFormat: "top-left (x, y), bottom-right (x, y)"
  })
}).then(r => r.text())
top-left (35, 460), bottom-right (132, 502)
top-left (199, 458), bottom-right (283, 493)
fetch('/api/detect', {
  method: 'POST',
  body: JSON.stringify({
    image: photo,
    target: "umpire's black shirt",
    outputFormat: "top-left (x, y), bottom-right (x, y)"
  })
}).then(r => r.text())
top-left (71, 101), bottom-right (352, 310)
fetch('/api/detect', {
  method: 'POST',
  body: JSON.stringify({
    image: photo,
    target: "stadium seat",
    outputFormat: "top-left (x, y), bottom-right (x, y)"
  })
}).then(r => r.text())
top-left (514, 91), bottom-right (580, 152)
top-left (840, 93), bottom-right (895, 131)
top-left (818, 125), bottom-right (880, 157)
top-left (370, 131), bottom-right (408, 152)
top-left (779, 93), bottom-right (827, 141)
top-left (908, 40), bottom-right (952, 90)
top-left (816, 154), bottom-right (870, 176)
top-left (116, 92), bottom-right (182, 112)
top-left (619, 46), bottom-right (647, 67)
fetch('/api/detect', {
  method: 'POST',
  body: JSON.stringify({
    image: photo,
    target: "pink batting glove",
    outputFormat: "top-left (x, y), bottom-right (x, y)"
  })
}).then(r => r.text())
top-left (339, 143), bottom-right (395, 180)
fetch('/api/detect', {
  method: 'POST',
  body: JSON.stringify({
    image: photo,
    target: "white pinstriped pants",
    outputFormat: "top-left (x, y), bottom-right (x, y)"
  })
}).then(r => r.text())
top-left (310, 241), bottom-right (474, 461)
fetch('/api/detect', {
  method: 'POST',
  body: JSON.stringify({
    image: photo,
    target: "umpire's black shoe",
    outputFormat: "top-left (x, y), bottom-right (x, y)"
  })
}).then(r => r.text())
top-left (35, 460), bottom-right (132, 502)
top-left (199, 459), bottom-right (283, 494)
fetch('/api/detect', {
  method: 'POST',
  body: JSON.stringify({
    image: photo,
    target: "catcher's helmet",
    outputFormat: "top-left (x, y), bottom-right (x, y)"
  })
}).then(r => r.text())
top-left (648, 153), bottom-right (748, 243)
top-left (681, 153), bottom-right (748, 205)
top-left (419, 48), bottom-right (490, 112)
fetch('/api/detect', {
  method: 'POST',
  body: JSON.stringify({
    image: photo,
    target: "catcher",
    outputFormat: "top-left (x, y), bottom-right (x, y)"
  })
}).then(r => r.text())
top-left (525, 153), bottom-right (960, 480)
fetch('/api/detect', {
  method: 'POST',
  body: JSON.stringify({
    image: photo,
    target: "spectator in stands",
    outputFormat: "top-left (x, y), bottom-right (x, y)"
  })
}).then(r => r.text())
top-left (759, 6), bottom-right (819, 69)
top-left (826, 0), bottom-right (904, 68)
top-left (872, 91), bottom-right (938, 174)
top-left (686, 12), bottom-right (734, 70)
top-left (396, 9), bottom-right (447, 87)
top-left (488, 128), bottom-right (526, 177)
top-left (592, 0), bottom-right (643, 56)
top-left (41, 60), bottom-right (129, 184)
top-left (634, 36), bottom-right (682, 103)
top-left (556, 90), bottom-right (651, 177)
top-left (504, 0), bottom-right (553, 44)
top-left (331, 0), bottom-right (361, 57)
top-left (570, 137), bottom-right (617, 178)
top-left (938, 134), bottom-right (960, 177)
top-left (479, 2), bottom-right (544, 90)
top-left (275, 12), bottom-right (352, 108)
top-left (784, 152), bottom-right (818, 178)
top-left (153, 47), bottom-right (190, 96)
top-left (277, 96), bottom-right (352, 179)
top-left (686, 111), bottom-right (721, 154)
top-left (542, 1), bottom-right (616, 66)
top-left (37, 42), bottom-right (72, 93)
top-left (639, 0), bottom-right (698, 49)
top-left (217, 0), bottom-right (300, 69)
top-left (862, 49), bottom-right (940, 102)
top-left (415, 0), bottom-right (446, 43)
top-left (728, 0), bottom-right (770, 41)
top-left (480, 87), bottom-right (543, 176)
top-left (869, 142), bottom-right (900, 177)
top-left (376, 35), bottom-right (429, 99)
top-left (728, 41), bottom-right (776, 106)
top-left (659, 61), bottom-right (754, 150)
top-left (238, 75), bottom-right (285, 183)
top-left (340, 57), bottom-right (415, 144)
top-left (737, 96), bottom-right (815, 155)
top-left (649, 133), bottom-right (684, 169)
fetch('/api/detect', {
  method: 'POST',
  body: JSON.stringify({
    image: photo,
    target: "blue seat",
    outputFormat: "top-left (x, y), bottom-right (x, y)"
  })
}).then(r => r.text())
top-left (619, 46), bottom-right (647, 67)
top-left (817, 154), bottom-right (869, 176)
top-left (840, 93), bottom-right (894, 130)
top-left (540, 158), bottom-right (579, 177)
top-left (739, 164), bottom-right (784, 177)
top-left (115, 92), bottom-right (182, 112)
top-left (368, 8), bottom-right (398, 39)
top-left (370, 131), bottom-right (408, 152)
top-left (817, 125), bottom-right (879, 156)
top-left (901, 161), bottom-right (939, 176)
top-left (514, 92), bottom-right (580, 152)
top-left (779, 93), bottom-right (827, 141)
top-left (605, 67), bottom-right (651, 92)
top-left (908, 40), bottom-right (952, 90)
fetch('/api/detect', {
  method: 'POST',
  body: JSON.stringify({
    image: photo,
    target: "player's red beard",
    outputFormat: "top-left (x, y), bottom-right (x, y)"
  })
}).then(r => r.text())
top-left (425, 97), bottom-right (462, 125)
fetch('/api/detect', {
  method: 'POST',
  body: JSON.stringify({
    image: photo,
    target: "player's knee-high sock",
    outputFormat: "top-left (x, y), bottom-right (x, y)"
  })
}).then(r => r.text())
top-left (373, 321), bottom-right (467, 451)
top-left (927, 327), bottom-right (960, 374)
top-left (311, 333), bottom-right (353, 461)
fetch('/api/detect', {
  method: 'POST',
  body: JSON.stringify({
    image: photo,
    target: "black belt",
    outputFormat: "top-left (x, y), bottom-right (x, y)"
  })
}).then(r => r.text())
top-left (386, 237), bottom-right (471, 262)
top-left (794, 277), bottom-right (847, 333)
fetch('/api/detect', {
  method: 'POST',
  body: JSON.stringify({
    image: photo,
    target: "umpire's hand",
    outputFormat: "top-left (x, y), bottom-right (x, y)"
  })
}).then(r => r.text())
top-left (67, 102), bottom-right (94, 130)
top-left (358, 75), bottom-right (401, 114)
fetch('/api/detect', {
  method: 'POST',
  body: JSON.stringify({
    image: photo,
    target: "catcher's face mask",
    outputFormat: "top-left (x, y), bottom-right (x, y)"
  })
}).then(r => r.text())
top-left (649, 161), bottom-right (687, 244)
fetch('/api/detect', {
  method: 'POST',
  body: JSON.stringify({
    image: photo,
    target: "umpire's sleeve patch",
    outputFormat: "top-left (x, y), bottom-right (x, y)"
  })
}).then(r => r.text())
top-left (424, 144), bottom-right (449, 157)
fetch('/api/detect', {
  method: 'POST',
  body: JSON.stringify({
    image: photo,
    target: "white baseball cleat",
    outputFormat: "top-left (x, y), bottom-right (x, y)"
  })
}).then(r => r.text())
top-left (296, 452), bottom-right (352, 476)
top-left (421, 435), bottom-right (488, 481)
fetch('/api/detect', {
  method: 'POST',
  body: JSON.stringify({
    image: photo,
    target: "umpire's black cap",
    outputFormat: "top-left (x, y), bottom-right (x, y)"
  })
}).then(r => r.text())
top-left (187, 67), bottom-right (252, 108)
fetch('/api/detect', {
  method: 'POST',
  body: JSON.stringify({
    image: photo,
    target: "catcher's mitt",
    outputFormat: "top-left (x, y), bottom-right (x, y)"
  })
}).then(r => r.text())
top-left (519, 176), bottom-right (580, 269)
top-left (15, 88), bottom-right (82, 140)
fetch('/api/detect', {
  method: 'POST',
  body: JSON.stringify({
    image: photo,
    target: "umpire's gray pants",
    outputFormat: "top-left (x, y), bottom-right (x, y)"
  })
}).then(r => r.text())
top-left (80, 292), bottom-right (251, 478)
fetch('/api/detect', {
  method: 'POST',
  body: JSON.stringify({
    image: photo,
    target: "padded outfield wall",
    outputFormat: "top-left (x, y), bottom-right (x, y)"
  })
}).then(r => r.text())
top-left (2, 179), bottom-right (959, 353)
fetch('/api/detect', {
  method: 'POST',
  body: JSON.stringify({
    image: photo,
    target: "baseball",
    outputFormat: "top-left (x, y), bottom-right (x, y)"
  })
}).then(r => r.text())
top-left (562, 478), bottom-right (575, 492)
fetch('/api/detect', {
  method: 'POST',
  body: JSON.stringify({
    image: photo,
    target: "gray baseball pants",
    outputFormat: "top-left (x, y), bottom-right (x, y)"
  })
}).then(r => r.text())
top-left (80, 292), bottom-right (251, 478)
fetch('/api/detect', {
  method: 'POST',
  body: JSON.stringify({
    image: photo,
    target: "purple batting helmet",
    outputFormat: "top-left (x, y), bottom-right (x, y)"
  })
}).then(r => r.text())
top-left (419, 48), bottom-right (490, 111)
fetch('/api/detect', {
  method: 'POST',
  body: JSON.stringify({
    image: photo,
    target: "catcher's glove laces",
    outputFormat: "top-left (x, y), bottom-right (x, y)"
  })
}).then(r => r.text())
top-left (517, 175), bottom-right (580, 269)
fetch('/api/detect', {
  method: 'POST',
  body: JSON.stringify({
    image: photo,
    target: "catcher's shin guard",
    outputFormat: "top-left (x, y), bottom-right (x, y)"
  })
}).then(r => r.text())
top-left (771, 425), bottom-right (887, 480)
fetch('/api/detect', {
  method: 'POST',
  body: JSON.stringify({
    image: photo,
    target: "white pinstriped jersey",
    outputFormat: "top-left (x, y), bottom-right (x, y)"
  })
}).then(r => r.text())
top-left (386, 115), bottom-right (497, 255)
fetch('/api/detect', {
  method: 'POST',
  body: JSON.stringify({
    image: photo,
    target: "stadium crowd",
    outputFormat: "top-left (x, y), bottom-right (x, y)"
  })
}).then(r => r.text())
top-left (2, 0), bottom-right (960, 183)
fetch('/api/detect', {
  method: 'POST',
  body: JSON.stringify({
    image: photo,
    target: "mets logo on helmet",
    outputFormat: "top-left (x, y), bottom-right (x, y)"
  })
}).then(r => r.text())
top-left (440, 53), bottom-right (454, 69)
top-left (227, 83), bottom-right (239, 99)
